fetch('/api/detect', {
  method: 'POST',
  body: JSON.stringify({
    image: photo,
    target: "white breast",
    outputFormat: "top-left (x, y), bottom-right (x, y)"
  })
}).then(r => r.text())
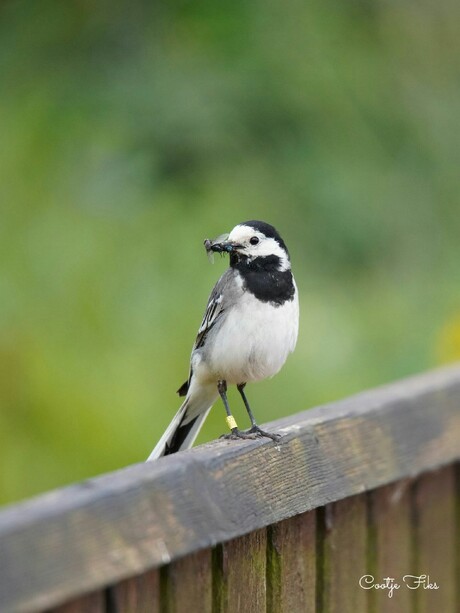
top-left (200, 281), bottom-right (299, 385)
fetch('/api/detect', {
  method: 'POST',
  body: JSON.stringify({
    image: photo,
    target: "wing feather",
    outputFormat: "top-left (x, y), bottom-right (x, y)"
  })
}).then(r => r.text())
top-left (194, 290), bottom-right (225, 349)
top-left (177, 270), bottom-right (236, 394)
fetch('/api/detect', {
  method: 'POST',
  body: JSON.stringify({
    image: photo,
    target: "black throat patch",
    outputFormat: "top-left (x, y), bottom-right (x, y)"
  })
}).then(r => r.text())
top-left (231, 254), bottom-right (295, 306)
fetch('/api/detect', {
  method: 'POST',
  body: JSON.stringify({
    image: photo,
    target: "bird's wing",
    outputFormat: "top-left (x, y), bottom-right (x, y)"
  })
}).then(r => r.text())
top-left (194, 269), bottom-right (234, 350)
top-left (177, 270), bottom-right (237, 397)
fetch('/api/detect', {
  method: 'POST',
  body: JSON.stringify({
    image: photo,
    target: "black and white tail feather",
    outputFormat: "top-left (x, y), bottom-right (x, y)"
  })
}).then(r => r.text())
top-left (147, 220), bottom-right (299, 461)
top-left (147, 277), bottom-right (225, 459)
top-left (146, 405), bottom-right (210, 460)
top-left (146, 382), bottom-right (217, 460)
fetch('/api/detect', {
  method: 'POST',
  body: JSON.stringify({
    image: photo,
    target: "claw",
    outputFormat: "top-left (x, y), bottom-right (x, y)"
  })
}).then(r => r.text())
top-left (219, 426), bottom-right (281, 442)
top-left (246, 425), bottom-right (281, 441)
top-left (220, 428), bottom-right (258, 441)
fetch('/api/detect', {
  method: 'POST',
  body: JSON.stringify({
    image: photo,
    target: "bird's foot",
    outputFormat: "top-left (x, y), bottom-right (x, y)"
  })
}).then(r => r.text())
top-left (220, 428), bottom-right (258, 441)
top-left (246, 425), bottom-right (281, 442)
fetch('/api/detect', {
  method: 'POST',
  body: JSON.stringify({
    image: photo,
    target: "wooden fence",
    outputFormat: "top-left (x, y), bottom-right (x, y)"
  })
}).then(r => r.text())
top-left (1, 365), bottom-right (459, 613)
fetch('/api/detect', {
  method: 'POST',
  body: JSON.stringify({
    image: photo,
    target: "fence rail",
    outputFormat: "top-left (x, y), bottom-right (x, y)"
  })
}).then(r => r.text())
top-left (1, 365), bottom-right (459, 612)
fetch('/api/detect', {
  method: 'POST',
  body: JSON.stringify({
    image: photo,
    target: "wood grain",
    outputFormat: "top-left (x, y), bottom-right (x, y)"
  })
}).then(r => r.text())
top-left (370, 480), bottom-right (413, 613)
top-left (47, 591), bottom-right (105, 613)
top-left (109, 569), bottom-right (159, 613)
top-left (266, 511), bottom-right (316, 612)
top-left (164, 549), bottom-right (212, 613)
top-left (214, 529), bottom-right (266, 613)
top-left (1, 365), bottom-right (459, 612)
top-left (322, 494), bottom-right (368, 613)
top-left (412, 466), bottom-right (456, 613)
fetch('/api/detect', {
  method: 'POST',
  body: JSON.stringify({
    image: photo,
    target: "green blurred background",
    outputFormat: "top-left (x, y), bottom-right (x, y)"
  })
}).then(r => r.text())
top-left (1, 0), bottom-right (459, 505)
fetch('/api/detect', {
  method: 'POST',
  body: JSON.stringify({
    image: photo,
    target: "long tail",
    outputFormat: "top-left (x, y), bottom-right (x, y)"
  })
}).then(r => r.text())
top-left (146, 384), bottom-right (217, 461)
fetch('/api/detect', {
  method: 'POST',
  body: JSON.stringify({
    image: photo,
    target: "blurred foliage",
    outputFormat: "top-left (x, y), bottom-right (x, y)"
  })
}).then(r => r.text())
top-left (0, 0), bottom-right (459, 505)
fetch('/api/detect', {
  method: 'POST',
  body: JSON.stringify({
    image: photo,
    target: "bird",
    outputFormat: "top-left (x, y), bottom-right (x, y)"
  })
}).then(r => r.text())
top-left (147, 220), bottom-right (299, 460)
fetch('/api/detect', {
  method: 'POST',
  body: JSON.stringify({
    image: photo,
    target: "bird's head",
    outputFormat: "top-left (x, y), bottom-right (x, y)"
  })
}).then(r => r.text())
top-left (204, 221), bottom-right (291, 271)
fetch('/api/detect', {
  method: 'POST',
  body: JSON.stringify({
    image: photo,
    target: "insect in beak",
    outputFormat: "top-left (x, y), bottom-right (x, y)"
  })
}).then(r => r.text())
top-left (204, 233), bottom-right (234, 262)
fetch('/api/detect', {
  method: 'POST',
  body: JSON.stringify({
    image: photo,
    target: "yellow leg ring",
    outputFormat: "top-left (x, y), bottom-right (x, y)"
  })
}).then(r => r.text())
top-left (226, 415), bottom-right (238, 430)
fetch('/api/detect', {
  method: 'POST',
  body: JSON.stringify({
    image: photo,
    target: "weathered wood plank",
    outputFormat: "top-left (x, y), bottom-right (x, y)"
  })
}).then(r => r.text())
top-left (214, 529), bottom-right (266, 612)
top-left (164, 549), bottom-right (212, 613)
top-left (456, 462), bottom-right (460, 613)
top-left (47, 591), bottom-right (105, 613)
top-left (266, 511), bottom-right (316, 612)
top-left (322, 494), bottom-right (368, 613)
top-left (0, 365), bottom-right (460, 612)
top-left (109, 569), bottom-right (159, 613)
top-left (369, 480), bottom-right (413, 613)
top-left (413, 466), bottom-right (456, 613)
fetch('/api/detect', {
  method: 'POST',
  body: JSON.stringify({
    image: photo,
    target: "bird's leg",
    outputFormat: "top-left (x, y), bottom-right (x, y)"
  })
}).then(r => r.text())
top-left (218, 380), bottom-right (257, 440)
top-left (237, 383), bottom-right (281, 441)
top-left (236, 383), bottom-right (257, 427)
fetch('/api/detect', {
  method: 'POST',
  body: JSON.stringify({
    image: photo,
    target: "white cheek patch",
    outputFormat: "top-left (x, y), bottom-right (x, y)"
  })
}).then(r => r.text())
top-left (252, 237), bottom-right (278, 257)
top-left (228, 226), bottom-right (290, 271)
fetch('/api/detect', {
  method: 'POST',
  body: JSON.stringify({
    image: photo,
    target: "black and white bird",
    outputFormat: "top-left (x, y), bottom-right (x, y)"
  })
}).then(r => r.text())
top-left (147, 220), bottom-right (299, 460)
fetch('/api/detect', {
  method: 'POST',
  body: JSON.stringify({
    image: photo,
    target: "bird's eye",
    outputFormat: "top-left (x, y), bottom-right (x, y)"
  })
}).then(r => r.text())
top-left (250, 236), bottom-right (259, 245)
